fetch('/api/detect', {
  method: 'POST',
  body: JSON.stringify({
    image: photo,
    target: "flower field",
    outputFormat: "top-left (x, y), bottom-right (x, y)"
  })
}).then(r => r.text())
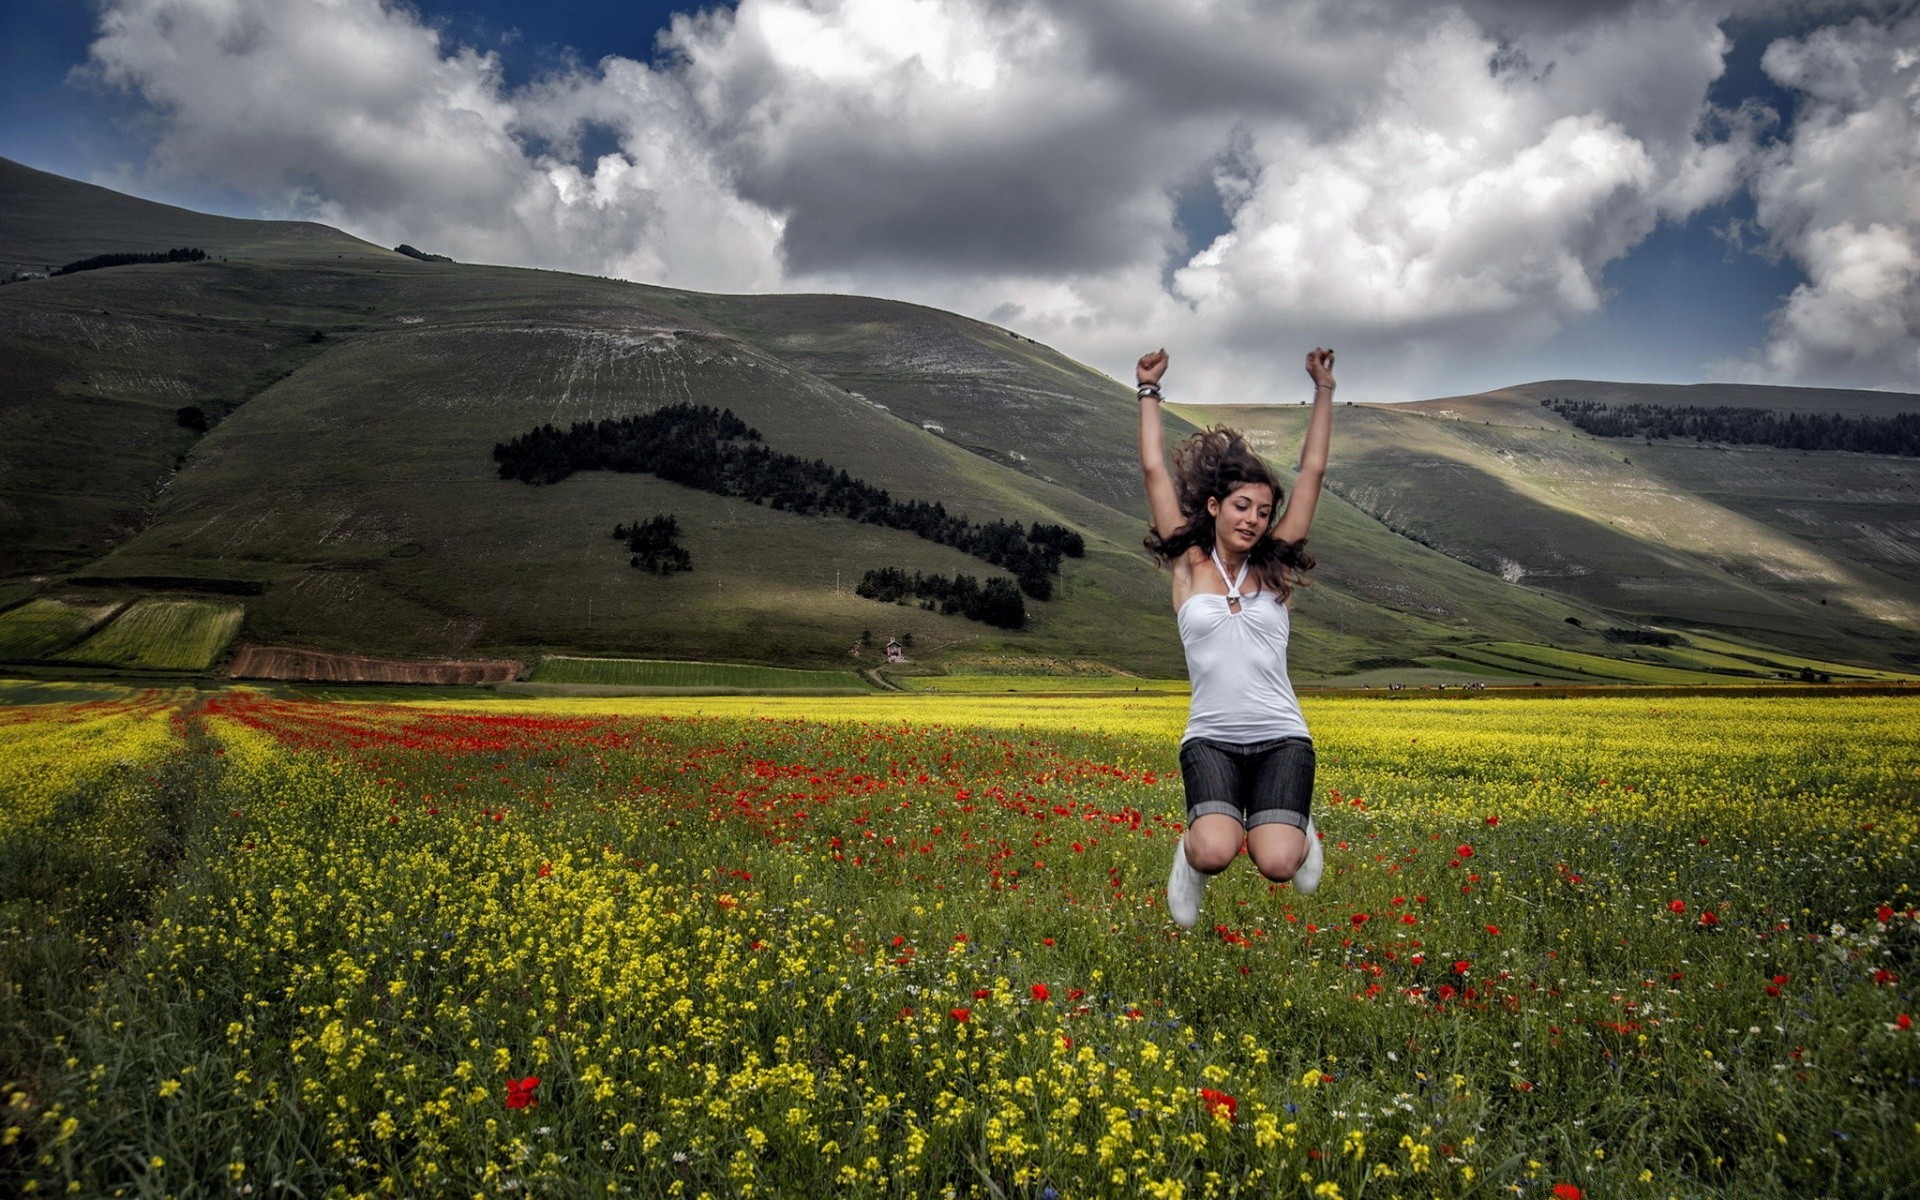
top-left (2, 689), bottom-right (1916, 1198)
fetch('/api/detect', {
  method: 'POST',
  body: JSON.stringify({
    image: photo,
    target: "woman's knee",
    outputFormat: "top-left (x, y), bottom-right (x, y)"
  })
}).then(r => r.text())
top-left (1184, 822), bottom-right (1243, 874)
top-left (1248, 826), bottom-right (1305, 881)
top-left (1250, 849), bottom-right (1296, 883)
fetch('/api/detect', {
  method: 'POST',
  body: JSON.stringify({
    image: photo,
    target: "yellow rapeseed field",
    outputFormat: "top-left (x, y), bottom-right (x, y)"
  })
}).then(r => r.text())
top-left (1, 689), bottom-right (1915, 1198)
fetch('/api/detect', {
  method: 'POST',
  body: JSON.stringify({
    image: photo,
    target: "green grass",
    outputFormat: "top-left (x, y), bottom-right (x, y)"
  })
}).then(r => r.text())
top-left (1469, 641), bottom-right (1746, 684)
top-left (1213, 400), bottom-right (1920, 672)
top-left (902, 673), bottom-right (1190, 693)
top-left (1669, 630), bottom-right (1920, 681)
top-left (0, 598), bottom-right (121, 659)
top-left (528, 655), bottom-right (872, 690)
top-left (1439, 645), bottom-right (1598, 681)
top-left (0, 679), bottom-right (137, 706)
top-left (55, 598), bottom-right (243, 670)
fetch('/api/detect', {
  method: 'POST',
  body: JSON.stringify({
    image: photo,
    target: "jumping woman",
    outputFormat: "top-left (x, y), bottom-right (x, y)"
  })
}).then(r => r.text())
top-left (1136, 347), bottom-right (1337, 928)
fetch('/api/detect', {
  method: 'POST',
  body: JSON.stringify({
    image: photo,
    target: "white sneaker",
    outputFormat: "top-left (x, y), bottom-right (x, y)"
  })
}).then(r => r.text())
top-left (1167, 837), bottom-right (1206, 928)
top-left (1293, 819), bottom-right (1325, 895)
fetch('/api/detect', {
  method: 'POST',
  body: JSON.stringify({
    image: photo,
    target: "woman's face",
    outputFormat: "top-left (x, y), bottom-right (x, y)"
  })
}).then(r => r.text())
top-left (1208, 483), bottom-right (1275, 553)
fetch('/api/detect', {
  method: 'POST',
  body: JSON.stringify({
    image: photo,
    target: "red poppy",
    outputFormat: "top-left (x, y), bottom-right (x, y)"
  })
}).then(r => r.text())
top-left (1452, 960), bottom-right (1471, 975)
top-left (1897, 1014), bottom-right (1912, 1030)
top-left (1667, 899), bottom-right (1686, 914)
top-left (1877, 905), bottom-right (1895, 923)
top-left (1198, 1088), bottom-right (1237, 1121)
top-left (1699, 910), bottom-right (1719, 927)
top-left (1456, 845), bottom-right (1474, 859)
top-left (1874, 968), bottom-right (1899, 986)
top-left (505, 1076), bottom-right (540, 1109)
top-left (950, 1007), bottom-right (971, 1022)
top-left (1553, 1185), bottom-right (1583, 1200)
top-left (1484, 924), bottom-right (1501, 936)
top-left (1030, 983), bottom-right (1051, 1002)
top-left (972, 988), bottom-right (992, 999)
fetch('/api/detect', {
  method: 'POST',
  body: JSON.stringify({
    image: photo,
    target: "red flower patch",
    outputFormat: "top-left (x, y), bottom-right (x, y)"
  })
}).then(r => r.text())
top-left (1198, 1087), bottom-right (1237, 1121)
top-left (505, 1076), bottom-right (540, 1109)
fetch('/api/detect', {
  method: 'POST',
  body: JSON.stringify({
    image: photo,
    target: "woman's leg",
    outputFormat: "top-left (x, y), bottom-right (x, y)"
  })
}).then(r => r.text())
top-left (1178, 741), bottom-right (1252, 874)
top-left (1243, 739), bottom-right (1317, 885)
top-left (1168, 741), bottom-right (1251, 927)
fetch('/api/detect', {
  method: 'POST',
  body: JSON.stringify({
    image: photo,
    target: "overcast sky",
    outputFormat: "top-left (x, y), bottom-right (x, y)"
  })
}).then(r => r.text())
top-left (4, 0), bottom-right (1917, 402)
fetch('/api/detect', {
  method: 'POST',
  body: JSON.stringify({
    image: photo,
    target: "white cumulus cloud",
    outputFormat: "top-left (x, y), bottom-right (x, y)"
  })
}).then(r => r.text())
top-left (1736, 12), bottom-right (1920, 389)
top-left (84, 0), bottom-right (785, 289)
top-left (78, 0), bottom-right (1917, 399)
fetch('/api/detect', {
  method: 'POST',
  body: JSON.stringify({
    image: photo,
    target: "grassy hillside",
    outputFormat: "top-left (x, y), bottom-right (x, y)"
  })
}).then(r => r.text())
top-left (679, 292), bottom-right (1165, 518)
top-left (0, 156), bottom-right (388, 275)
top-left (5, 157), bottom-right (1918, 679)
top-left (1214, 394), bottom-right (1920, 669)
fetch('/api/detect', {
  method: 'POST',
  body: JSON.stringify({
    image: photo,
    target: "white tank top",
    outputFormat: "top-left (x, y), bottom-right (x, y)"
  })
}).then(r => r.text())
top-left (1179, 550), bottom-right (1311, 745)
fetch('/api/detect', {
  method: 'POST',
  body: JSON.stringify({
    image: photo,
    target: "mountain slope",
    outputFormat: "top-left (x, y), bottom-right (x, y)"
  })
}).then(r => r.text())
top-left (5, 158), bottom-right (1917, 678)
top-left (1217, 391), bottom-right (1920, 666)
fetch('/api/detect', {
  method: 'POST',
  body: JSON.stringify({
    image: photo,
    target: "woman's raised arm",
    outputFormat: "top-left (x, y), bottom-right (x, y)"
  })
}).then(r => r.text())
top-left (1136, 349), bottom-right (1184, 540)
top-left (1271, 348), bottom-right (1336, 544)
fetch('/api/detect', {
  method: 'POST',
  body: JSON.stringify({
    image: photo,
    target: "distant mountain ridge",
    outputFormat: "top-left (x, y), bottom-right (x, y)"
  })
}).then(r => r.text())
top-left (3, 156), bottom-right (1916, 677)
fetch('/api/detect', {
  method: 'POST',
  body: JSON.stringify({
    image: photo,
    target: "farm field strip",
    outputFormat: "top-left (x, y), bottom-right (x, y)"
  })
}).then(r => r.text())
top-left (529, 656), bottom-right (872, 690)
top-left (53, 597), bottom-right (244, 670)
top-left (902, 675), bottom-right (1192, 694)
top-left (1, 692), bottom-right (1915, 1198)
top-left (0, 598), bottom-right (123, 660)
top-left (1438, 645), bottom-right (1597, 682)
top-left (1466, 643), bottom-right (1740, 685)
top-left (1666, 630), bottom-right (1920, 681)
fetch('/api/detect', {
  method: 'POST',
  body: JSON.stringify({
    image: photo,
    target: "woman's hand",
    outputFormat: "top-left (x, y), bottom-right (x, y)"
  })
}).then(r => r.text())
top-left (1137, 348), bottom-right (1169, 387)
top-left (1305, 347), bottom-right (1336, 392)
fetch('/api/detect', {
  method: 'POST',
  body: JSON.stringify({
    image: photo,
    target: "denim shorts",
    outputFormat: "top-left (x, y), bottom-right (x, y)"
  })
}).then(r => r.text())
top-left (1178, 736), bottom-right (1315, 830)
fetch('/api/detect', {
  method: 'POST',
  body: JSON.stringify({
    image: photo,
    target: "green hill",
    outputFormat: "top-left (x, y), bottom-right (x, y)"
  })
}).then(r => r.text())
top-left (3, 157), bottom-right (1916, 681)
top-left (1214, 387), bottom-right (1920, 669)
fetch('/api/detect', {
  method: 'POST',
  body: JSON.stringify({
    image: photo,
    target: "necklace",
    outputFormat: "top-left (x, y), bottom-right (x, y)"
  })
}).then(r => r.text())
top-left (1210, 547), bottom-right (1249, 604)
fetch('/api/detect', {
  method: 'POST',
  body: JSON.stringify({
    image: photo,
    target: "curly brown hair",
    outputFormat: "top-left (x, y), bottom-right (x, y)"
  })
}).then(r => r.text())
top-left (1144, 426), bottom-right (1316, 601)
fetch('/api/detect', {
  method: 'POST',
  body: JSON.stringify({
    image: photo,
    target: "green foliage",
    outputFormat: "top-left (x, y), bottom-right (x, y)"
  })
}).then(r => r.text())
top-left (497, 403), bottom-right (1079, 599)
top-left (52, 246), bottom-right (205, 276)
top-left (612, 515), bottom-right (692, 576)
top-left (1543, 396), bottom-right (1920, 455)
top-left (856, 566), bottom-right (1027, 628)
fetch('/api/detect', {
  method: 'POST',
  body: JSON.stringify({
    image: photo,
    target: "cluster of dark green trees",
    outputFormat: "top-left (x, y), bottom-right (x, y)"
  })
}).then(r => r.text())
top-left (856, 568), bottom-right (1026, 629)
top-left (495, 403), bottom-right (1084, 598)
top-left (612, 515), bottom-right (692, 575)
top-left (1602, 627), bottom-right (1679, 646)
top-left (54, 247), bottom-right (205, 276)
top-left (1542, 398), bottom-right (1920, 456)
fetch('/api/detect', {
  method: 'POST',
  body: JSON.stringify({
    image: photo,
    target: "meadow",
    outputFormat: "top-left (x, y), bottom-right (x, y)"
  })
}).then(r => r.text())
top-left (0, 599), bottom-right (120, 661)
top-left (52, 598), bottom-right (244, 671)
top-left (527, 657), bottom-right (872, 691)
top-left (1, 688), bottom-right (1915, 1198)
